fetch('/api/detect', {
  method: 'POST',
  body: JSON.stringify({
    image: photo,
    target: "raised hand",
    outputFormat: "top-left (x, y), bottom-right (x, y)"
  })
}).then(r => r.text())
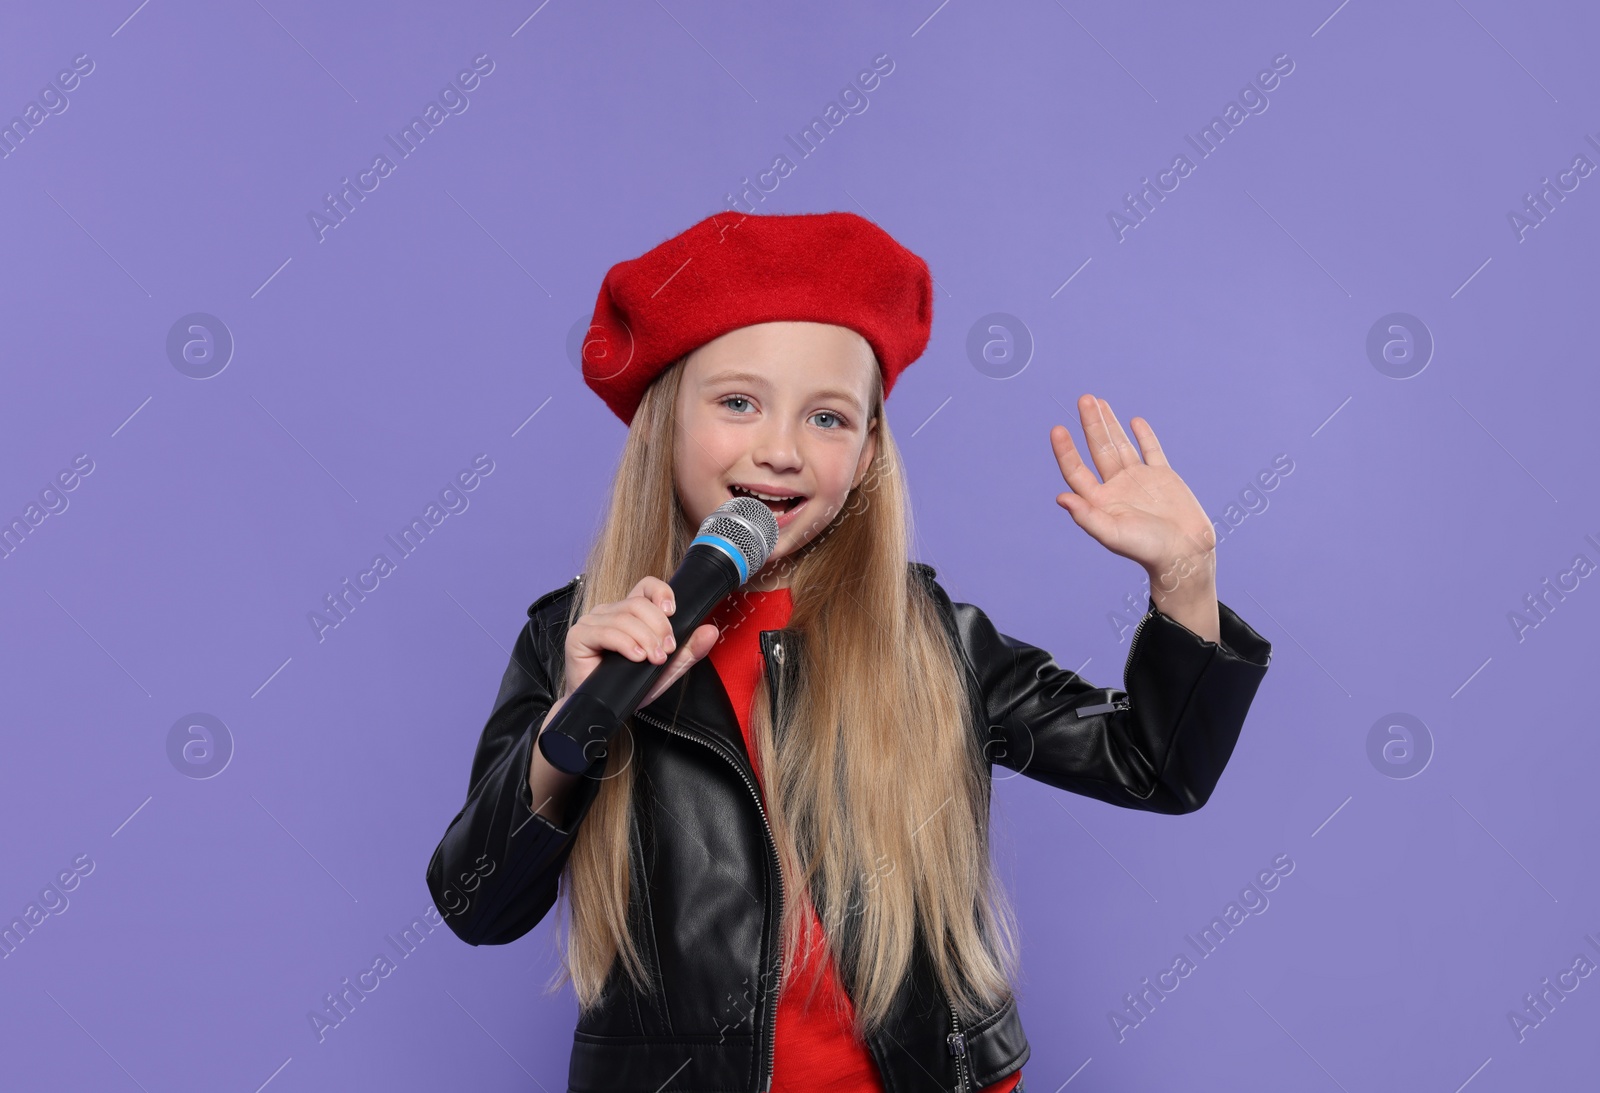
top-left (1050, 395), bottom-right (1218, 618)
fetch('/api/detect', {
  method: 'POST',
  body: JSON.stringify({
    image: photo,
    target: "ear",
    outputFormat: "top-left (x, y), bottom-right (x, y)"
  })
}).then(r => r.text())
top-left (852, 417), bottom-right (879, 489)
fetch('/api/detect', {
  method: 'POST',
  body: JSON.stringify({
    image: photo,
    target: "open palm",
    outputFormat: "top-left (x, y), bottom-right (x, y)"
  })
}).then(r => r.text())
top-left (1051, 394), bottom-right (1215, 572)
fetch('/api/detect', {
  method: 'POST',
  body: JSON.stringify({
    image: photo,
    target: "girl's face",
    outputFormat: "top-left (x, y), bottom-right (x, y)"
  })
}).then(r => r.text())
top-left (673, 321), bottom-right (880, 586)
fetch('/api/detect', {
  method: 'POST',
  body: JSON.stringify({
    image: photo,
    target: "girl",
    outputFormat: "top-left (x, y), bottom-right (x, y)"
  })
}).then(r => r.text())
top-left (427, 211), bottom-right (1273, 1093)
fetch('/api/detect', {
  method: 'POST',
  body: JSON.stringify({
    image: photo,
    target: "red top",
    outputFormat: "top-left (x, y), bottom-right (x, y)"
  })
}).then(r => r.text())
top-left (705, 589), bottom-right (1021, 1093)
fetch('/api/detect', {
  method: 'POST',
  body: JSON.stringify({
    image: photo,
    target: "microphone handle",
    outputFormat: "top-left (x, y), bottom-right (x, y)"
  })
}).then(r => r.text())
top-left (537, 545), bottom-right (743, 774)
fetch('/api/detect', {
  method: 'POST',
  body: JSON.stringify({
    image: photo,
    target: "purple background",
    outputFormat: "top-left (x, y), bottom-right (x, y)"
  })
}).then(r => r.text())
top-left (3, 1), bottom-right (1597, 1089)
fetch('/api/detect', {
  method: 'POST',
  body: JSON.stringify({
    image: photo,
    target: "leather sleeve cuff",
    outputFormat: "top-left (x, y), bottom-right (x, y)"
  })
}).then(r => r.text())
top-left (1119, 597), bottom-right (1272, 811)
top-left (1141, 595), bottom-right (1272, 664)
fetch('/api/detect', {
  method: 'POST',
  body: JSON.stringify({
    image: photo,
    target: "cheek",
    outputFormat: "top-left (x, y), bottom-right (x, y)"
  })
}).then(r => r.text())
top-left (674, 424), bottom-right (711, 475)
top-left (816, 478), bottom-right (849, 504)
top-left (675, 433), bottom-right (738, 514)
top-left (818, 452), bottom-right (861, 496)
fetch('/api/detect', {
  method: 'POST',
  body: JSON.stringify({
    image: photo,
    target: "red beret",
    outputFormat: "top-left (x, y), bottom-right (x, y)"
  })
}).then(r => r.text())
top-left (581, 210), bottom-right (934, 425)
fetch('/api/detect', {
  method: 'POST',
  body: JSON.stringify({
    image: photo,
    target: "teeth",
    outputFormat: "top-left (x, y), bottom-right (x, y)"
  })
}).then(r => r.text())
top-left (732, 485), bottom-right (801, 504)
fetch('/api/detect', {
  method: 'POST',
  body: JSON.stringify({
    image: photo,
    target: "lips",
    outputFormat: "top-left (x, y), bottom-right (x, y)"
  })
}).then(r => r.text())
top-left (728, 484), bottom-right (809, 530)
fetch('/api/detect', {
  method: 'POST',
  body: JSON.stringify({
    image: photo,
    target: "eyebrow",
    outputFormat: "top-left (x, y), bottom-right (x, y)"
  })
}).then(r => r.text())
top-left (700, 370), bottom-right (866, 412)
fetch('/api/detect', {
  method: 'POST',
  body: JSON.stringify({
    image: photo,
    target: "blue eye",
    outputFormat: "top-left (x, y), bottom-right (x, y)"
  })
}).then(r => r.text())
top-left (719, 396), bottom-right (846, 429)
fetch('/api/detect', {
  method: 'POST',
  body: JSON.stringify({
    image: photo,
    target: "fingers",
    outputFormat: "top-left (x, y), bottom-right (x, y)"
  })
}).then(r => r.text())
top-left (579, 580), bottom-right (678, 665)
top-left (1050, 423), bottom-right (1102, 502)
top-left (641, 623), bottom-right (720, 707)
top-left (600, 609), bottom-right (673, 663)
top-left (1077, 393), bottom-right (1134, 480)
top-left (631, 576), bottom-right (676, 617)
top-left (1130, 415), bottom-right (1169, 467)
top-left (627, 576), bottom-right (677, 662)
top-left (1096, 397), bottom-right (1143, 464)
top-left (679, 622), bottom-right (720, 669)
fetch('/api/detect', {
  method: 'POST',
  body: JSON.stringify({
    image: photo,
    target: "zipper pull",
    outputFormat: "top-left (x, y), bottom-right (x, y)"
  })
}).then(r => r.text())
top-left (1074, 698), bottom-right (1132, 717)
top-left (946, 999), bottom-right (972, 1091)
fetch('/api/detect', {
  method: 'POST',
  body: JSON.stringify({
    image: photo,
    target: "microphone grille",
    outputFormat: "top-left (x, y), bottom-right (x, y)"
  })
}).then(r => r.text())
top-left (699, 496), bottom-right (781, 575)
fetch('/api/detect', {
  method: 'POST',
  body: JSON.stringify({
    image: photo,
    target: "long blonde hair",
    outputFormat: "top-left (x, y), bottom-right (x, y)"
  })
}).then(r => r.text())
top-left (544, 354), bottom-right (1021, 1036)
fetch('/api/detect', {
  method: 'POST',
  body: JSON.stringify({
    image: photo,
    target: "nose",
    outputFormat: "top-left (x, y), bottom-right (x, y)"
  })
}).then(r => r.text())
top-left (752, 418), bottom-right (801, 474)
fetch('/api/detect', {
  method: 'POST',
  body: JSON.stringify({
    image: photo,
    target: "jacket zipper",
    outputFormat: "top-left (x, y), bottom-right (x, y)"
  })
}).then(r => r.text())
top-left (631, 704), bottom-right (784, 1093)
top-left (947, 998), bottom-right (971, 1091)
top-left (1122, 604), bottom-right (1153, 693)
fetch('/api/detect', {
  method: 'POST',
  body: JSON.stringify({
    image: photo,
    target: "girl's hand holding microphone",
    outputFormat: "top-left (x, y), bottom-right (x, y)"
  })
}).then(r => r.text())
top-left (528, 577), bottom-right (721, 822)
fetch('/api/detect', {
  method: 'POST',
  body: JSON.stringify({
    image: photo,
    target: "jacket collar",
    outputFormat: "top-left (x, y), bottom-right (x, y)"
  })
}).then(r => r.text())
top-left (556, 564), bottom-right (940, 771)
top-left (637, 625), bottom-right (804, 771)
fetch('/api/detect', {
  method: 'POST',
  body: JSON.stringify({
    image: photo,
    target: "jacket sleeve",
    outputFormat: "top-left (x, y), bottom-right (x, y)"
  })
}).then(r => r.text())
top-left (426, 606), bottom-right (605, 945)
top-left (931, 580), bottom-right (1272, 814)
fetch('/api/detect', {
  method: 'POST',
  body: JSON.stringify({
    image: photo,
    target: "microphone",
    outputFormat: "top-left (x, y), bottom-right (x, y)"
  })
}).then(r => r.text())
top-left (537, 495), bottom-right (781, 775)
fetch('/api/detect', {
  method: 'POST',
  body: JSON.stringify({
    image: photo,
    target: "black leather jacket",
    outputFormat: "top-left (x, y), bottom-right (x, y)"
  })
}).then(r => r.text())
top-left (427, 562), bottom-right (1272, 1092)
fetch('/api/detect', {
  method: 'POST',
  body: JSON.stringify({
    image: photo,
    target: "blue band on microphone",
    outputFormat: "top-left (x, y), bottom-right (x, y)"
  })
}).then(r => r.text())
top-left (689, 533), bottom-right (750, 583)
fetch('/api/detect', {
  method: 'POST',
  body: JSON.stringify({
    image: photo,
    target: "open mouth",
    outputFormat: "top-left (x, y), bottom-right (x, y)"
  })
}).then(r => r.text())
top-left (729, 483), bottom-right (807, 516)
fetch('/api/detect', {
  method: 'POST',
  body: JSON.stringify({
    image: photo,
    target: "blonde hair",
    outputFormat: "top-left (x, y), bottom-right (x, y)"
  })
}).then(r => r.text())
top-left (544, 353), bottom-right (1021, 1037)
